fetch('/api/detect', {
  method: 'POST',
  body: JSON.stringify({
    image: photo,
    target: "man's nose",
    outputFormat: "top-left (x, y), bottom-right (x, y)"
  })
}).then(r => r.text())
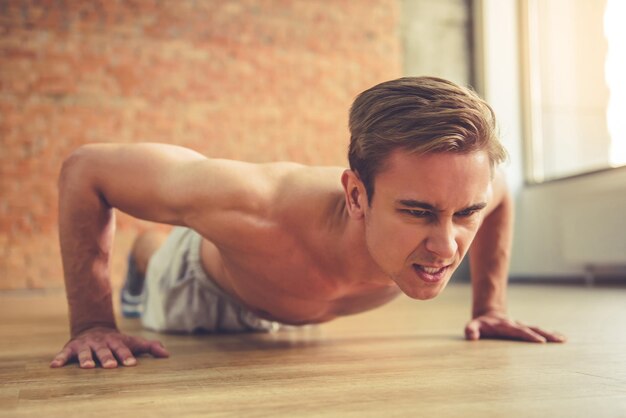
top-left (424, 222), bottom-right (458, 260)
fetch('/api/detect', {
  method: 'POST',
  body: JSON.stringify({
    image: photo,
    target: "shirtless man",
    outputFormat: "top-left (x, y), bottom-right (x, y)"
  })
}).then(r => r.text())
top-left (50, 76), bottom-right (566, 370)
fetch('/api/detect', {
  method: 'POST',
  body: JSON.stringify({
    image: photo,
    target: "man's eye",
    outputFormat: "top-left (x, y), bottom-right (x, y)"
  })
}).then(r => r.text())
top-left (405, 210), bottom-right (431, 218)
top-left (455, 210), bottom-right (477, 217)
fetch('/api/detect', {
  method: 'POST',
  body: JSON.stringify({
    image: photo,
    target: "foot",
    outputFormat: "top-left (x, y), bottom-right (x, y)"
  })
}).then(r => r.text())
top-left (121, 254), bottom-right (145, 318)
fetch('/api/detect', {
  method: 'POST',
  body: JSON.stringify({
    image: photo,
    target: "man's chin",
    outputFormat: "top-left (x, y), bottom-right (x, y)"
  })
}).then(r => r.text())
top-left (393, 273), bottom-right (450, 300)
top-left (396, 281), bottom-right (446, 300)
top-left (401, 287), bottom-right (442, 300)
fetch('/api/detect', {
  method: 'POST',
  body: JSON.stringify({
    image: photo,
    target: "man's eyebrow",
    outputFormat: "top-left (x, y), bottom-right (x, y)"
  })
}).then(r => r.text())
top-left (459, 202), bottom-right (488, 212)
top-left (396, 200), bottom-right (438, 211)
top-left (396, 200), bottom-right (488, 212)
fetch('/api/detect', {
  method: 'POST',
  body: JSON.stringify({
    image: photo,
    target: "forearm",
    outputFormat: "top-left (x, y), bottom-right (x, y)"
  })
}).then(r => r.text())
top-left (469, 188), bottom-right (513, 318)
top-left (58, 151), bottom-right (117, 337)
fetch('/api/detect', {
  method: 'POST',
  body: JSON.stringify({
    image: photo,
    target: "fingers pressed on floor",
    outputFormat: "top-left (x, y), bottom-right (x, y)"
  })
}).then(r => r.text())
top-left (518, 327), bottom-right (547, 343)
top-left (77, 347), bottom-right (96, 368)
top-left (149, 341), bottom-right (170, 358)
top-left (110, 344), bottom-right (136, 366)
top-left (94, 346), bottom-right (118, 368)
top-left (50, 347), bottom-right (72, 368)
top-left (464, 323), bottom-right (480, 340)
top-left (128, 338), bottom-right (151, 353)
top-left (529, 326), bottom-right (567, 343)
top-left (499, 324), bottom-right (546, 343)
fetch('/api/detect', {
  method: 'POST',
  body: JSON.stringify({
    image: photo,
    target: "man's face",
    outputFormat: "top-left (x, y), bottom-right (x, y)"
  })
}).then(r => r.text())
top-left (363, 150), bottom-right (493, 300)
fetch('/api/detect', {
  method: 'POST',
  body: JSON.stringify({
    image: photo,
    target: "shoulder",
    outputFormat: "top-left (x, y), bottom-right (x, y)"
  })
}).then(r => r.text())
top-left (484, 168), bottom-right (512, 216)
top-left (178, 159), bottom-right (299, 210)
top-left (186, 162), bottom-right (345, 249)
top-left (270, 165), bottom-right (347, 232)
top-left (181, 160), bottom-right (320, 246)
top-left (204, 161), bottom-right (344, 215)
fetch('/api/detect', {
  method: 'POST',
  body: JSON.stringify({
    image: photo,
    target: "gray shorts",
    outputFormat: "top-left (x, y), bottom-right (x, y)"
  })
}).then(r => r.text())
top-left (141, 227), bottom-right (281, 333)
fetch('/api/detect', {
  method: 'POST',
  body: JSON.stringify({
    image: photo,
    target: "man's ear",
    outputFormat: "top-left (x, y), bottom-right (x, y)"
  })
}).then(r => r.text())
top-left (341, 169), bottom-right (367, 220)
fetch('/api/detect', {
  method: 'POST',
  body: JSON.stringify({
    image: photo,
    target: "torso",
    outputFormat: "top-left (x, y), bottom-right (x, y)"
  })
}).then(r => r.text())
top-left (197, 164), bottom-right (401, 325)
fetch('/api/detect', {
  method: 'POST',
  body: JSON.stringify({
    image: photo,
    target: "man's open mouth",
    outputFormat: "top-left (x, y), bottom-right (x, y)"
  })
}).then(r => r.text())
top-left (414, 264), bottom-right (447, 274)
top-left (412, 264), bottom-right (449, 282)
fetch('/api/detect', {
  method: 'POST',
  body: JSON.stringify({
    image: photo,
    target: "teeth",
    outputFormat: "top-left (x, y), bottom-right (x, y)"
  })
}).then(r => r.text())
top-left (417, 265), bottom-right (445, 274)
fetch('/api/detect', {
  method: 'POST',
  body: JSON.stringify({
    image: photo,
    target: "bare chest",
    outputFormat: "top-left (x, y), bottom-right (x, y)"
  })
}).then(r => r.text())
top-left (199, 237), bottom-right (400, 325)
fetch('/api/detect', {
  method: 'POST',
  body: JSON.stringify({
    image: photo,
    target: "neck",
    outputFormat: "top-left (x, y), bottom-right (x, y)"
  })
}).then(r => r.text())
top-left (325, 194), bottom-right (393, 287)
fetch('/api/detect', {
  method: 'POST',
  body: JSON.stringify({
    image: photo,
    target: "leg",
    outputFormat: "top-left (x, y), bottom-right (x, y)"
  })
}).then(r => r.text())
top-left (121, 230), bottom-right (168, 318)
top-left (130, 230), bottom-right (169, 278)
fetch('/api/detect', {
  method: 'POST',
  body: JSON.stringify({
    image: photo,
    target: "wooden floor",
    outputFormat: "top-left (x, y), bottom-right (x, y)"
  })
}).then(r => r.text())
top-left (1, 283), bottom-right (625, 417)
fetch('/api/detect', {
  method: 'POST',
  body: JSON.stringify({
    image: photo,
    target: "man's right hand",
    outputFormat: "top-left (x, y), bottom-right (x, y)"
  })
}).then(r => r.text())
top-left (50, 326), bottom-right (170, 369)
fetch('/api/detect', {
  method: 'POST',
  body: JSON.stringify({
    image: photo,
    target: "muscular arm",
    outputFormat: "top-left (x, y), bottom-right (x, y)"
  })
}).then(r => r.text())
top-left (465, 171), bottom-right (565, 343)
top-left (54, 143), bottom-right (275, 368)
top-left (468, 170), bottom-right (513, 318)
top-left (58, 143), bottom-right (206, 337)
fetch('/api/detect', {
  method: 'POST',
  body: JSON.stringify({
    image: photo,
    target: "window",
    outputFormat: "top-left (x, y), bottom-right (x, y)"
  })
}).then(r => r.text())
top-left (519, 0), bottom-right (626, 183)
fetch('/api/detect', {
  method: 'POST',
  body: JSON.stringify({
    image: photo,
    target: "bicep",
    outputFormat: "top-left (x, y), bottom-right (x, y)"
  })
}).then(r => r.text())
top-left (67, 143), bottom-right (278, 238)
top-left (65, 143), bottom-right (227, 226)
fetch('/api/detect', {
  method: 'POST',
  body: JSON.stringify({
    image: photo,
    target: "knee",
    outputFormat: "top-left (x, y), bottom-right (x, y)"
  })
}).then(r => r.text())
top-left (131, 230), bottom-right (168, 269)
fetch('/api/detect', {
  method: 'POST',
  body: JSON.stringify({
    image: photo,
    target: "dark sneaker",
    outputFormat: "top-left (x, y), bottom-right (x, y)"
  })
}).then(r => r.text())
top-left (121, 254), bottom-right (144, 318)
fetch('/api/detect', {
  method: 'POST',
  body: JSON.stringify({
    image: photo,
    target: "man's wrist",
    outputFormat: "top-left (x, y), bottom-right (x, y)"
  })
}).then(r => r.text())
top-left (70, 321), bottom-right (118, 338)
top-left (472, 306), bottom-right (507, 319)
top-left (67, 291), bottom-right (116, 337)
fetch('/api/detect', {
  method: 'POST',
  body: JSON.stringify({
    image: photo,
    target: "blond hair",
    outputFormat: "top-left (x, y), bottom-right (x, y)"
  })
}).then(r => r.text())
top-left (348, 76), bottom-right (507, 203)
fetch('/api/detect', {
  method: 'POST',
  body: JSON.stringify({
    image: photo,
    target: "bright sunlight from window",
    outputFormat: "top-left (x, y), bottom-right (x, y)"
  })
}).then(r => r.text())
top-left (605, 0), bottom-right (626, 167)
top-left (521, 0), bottom-right (626, 182)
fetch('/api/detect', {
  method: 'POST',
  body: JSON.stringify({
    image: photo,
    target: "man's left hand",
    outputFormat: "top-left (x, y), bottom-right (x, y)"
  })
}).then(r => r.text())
top-left (464, 312), bottom-right (566, 343)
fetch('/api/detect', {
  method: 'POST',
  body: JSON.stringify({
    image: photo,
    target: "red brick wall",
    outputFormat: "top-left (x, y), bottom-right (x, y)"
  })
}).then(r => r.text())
top-left (0, 0), bottom-right (401, 290)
